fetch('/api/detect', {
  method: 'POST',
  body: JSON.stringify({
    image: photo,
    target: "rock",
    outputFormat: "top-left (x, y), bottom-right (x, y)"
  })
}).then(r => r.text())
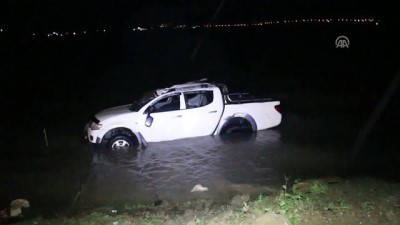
top-left (191, 184), bottom-right (209, 192)
top-left (10, 199), bottom-right (30, 217)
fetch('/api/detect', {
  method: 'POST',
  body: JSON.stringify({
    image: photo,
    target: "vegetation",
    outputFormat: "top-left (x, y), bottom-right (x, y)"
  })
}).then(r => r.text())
top-left (7, 177), bottom-right (400, 225)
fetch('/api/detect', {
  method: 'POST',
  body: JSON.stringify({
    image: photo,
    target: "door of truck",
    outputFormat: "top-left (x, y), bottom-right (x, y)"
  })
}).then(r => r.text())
top-left (138, 93), bottom-right (186, 142)
top-left (180, 89), bottom-right (223, 137)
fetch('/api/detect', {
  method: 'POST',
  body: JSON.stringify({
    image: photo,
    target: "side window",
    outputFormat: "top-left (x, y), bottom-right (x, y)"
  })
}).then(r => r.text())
top-left (184, 91), bottom-right (213, 109)
top-left (147, 94), bottom-right (181, 113)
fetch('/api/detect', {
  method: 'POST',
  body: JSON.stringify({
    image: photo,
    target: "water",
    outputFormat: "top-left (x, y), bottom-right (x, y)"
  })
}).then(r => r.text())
top-left (79, 109), bottom-right (377, 207)
top-left (0, 108), bottom-right (397, 215)
top-left (83, 129), bottom-right (283, 205)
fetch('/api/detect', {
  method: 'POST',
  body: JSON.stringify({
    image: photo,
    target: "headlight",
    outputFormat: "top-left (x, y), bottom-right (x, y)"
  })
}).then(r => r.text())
top-left (90, 122), bottom-right (102, 130)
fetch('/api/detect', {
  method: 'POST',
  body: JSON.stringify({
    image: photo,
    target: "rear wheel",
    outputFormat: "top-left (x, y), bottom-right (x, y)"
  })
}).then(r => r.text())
top-left (220, 117), bottom-right (253, 135)
top-left (108, 135), bottom-right (137, 151)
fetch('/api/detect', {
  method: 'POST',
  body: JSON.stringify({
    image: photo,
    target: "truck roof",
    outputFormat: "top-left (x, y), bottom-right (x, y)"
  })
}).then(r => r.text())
top-left (155, 79), bottom-right (224, 95)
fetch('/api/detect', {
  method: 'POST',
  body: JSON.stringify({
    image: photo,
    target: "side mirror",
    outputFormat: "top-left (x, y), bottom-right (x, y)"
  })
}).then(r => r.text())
top-left (145, 115), bottom-right (153, 127)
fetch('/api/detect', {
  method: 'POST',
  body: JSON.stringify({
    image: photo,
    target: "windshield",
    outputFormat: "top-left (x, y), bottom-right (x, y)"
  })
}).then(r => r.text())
top-left (129, 90), bottom-right (157, 111)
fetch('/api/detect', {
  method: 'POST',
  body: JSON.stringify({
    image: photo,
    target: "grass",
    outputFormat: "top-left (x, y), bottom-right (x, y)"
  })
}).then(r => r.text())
top-left (124, 203), bottom-right (155, 211)
top-left (5, 177), bottom-right (400, 225)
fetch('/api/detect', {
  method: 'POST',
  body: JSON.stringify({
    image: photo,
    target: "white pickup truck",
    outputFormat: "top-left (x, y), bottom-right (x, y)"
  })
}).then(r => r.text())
top-left (85, 79), bottom-right (282, 151)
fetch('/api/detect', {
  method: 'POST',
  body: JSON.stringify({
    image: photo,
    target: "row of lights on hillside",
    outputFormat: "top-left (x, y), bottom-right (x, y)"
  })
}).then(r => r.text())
top-left (42, 29), bottom-right (109, 37)
top-left (138, 17), bottom-right (379, 31)
top-left (211, 18), bottom-right (379, 28)
top-left (0, 17), bottom-right (380, 37)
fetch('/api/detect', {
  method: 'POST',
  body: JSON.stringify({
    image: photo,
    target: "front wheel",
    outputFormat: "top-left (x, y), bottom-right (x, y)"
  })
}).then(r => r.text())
top-left (108, 135), bottom-right (136, 151)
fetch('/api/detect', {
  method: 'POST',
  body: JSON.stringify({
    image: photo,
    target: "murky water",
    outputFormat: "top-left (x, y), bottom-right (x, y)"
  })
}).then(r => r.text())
top-left (79, 112), bottom-right (358, 206)
top-left (82, 129), bottom-right (283, 205)
top-left (0, 111), bottom-right (397, 216)
top-left (77, 106), bottom-right (400, 208)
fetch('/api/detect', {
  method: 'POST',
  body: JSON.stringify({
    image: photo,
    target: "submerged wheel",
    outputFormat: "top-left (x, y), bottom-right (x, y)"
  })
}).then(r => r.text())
top-left (220, 117), bottom-right (253, 135)
top-left (108, 135), bottom-right (137, 151)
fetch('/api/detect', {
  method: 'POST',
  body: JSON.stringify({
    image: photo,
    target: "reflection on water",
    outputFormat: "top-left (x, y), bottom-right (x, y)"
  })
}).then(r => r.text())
top-left (82, 129), bottom-right (283, 205)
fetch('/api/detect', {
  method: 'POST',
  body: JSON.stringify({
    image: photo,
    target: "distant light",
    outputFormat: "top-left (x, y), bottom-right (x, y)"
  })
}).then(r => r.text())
top-left (60, 34), bottom-right (63, 37)
top-left (0, 28), bottom-right (3, 32)
top-left (73, 32), bottom-right (76, 35)
top-left (103, 29), bottom-right (106, 32)
top-left (376, 22), bottom-right (379, 26)
top-left (32, 33), bottom-right (35, 36)
top-left (83, 31), bottom-right (87, 34)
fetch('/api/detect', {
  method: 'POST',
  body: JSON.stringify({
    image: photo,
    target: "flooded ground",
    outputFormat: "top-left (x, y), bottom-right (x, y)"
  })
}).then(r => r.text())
top-left (78, 107), bottom-right (400, 207)
top-left (82, 129), bottom-right (283, 206)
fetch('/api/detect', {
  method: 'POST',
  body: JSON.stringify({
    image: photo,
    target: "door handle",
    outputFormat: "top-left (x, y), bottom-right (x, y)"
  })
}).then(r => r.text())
top-left (209, 110), bottom-right (217, 113)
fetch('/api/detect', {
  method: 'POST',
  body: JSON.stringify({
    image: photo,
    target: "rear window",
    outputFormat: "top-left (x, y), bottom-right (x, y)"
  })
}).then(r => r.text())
top-left (184, 91), bottom-right (213, 109)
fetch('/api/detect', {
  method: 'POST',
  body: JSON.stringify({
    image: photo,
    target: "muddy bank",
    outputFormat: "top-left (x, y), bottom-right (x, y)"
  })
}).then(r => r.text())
top-left (3, 177), bottom-right (399, 225)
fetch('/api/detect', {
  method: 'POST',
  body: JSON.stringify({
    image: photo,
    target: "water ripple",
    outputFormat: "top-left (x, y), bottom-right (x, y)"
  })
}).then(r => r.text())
top-left (83, 129), bottom-right (283, 204)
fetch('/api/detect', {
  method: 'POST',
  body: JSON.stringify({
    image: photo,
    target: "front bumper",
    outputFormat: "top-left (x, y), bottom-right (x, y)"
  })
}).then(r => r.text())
top-left (84, 123), bottom-right (102, 144)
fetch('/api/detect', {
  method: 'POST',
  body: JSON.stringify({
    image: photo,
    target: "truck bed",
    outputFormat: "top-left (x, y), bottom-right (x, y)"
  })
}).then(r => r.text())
top-left (224, 92), bottom-right (276, 104)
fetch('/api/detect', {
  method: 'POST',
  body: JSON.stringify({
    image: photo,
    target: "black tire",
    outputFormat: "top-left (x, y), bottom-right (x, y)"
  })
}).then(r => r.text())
top-left (108, 135), bottom-right (137, 151)
top-left (220, 117), bottom-right (253, 135)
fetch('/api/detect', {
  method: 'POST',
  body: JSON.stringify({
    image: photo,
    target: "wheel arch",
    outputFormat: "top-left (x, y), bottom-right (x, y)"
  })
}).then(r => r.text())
top-left (101, 127), bottom-right (142, 148)
top-left (216, 113), bottom-right (257, 135)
